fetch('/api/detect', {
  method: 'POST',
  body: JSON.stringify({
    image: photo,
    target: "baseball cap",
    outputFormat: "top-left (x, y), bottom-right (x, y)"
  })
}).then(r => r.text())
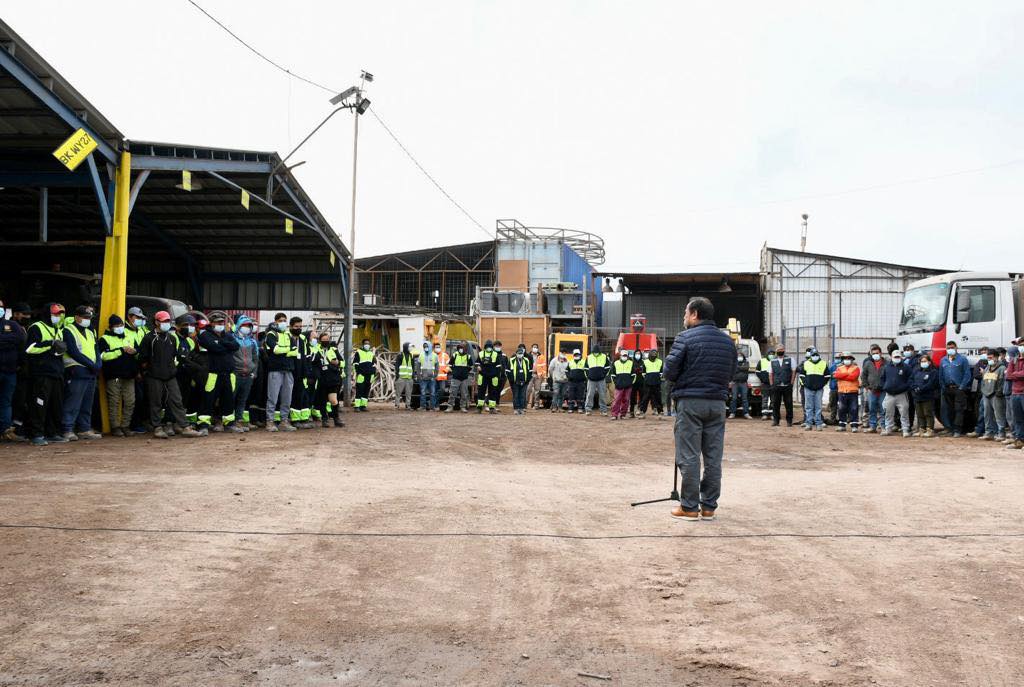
top-left (50, 303), bottom-right (66, 315)
top-left (154, 310), bottom-right (172, 323)
top-left (74, 305), bottom-right (94, 317)
top-left (127, 306), bottom-right (145, 318)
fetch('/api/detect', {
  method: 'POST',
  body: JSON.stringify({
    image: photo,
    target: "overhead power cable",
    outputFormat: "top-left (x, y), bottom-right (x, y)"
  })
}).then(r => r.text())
top-left (185, 0), bottom-right (491, 238)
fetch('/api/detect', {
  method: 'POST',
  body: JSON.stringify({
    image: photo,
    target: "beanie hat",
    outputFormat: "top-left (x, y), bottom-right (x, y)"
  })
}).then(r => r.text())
top-left (109, 314), bottom-right (124, 326)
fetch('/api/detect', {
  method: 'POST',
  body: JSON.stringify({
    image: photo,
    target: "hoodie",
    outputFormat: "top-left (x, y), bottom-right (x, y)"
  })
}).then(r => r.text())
top-left (980, 360), bottom-right (1006, 397)
top-left (232, 318), bottom-right (260, 378)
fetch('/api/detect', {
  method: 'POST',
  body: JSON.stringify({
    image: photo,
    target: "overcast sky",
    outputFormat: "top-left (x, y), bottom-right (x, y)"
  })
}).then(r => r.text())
top-left (7, 1), bottom-right (1024, 272)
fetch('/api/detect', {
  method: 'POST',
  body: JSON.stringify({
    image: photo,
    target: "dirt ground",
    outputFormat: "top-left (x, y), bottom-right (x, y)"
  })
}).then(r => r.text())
top-left (0, 405), bottom-right (1022, 687)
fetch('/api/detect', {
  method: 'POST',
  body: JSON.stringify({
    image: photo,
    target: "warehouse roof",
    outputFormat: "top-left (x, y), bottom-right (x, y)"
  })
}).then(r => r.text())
top-left (357, 241), bottom-right (494, 272)
top-left (594, 271), bottom-right (760, 288)
top-left (0, 17), bottom-right (350, 308)
top-left (764, 246), bottom-right (949, 275)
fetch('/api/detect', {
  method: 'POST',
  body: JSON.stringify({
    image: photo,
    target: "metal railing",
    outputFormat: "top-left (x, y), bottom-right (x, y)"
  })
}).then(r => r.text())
top-left (780, 323), bottom-right (836, 358)
top-left (495, 219), bottom-right (606, 265)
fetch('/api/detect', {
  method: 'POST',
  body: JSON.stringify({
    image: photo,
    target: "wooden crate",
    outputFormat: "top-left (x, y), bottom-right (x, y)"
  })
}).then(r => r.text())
top-left (477, 315), bottom-right (549, 349)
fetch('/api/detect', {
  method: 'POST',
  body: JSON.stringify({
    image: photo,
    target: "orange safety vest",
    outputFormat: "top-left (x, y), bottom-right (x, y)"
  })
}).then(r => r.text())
top-left (437, 350), bottom-right (450, 381)
top-left (532, 353), bottom-right (547, 377)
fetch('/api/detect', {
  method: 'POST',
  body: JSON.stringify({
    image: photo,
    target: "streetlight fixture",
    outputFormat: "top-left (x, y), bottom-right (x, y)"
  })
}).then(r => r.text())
top-left (800, 213), bottom-right (809, 253)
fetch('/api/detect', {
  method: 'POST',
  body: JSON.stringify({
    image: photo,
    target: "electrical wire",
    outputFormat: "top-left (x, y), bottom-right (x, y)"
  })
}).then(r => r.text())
top-left (2, 522), bottom-right (1021, 542)
top-left (184, 0), bottom-right (491, 238)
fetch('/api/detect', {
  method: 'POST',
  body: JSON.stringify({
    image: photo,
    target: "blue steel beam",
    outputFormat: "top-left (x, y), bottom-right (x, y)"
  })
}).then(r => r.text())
top-left (85, 154), bottom-right (112, 233)
top-left (0, 48), bottom-right (119, 164)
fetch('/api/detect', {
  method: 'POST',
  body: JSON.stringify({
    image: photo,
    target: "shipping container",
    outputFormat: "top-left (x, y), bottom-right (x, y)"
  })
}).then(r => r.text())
top-left (760, 246), bottom-right (946, 358)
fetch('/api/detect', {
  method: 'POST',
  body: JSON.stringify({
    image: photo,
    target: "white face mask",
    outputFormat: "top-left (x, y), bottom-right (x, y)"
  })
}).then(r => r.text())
top-left (362, 344), bottom-right (371, 350)
top-left (79, 319), bottom-right (91, 328)
top-left (947, 348), bottom-right (956, 357)
top-left (159, 322), bottom-right (172, 333)
top-left (494, 347), bottom-right (502, 352)
top-left (892, 357), bottom-right (902, 364)
top-left (1018, 346), bottom-right (1024, 355)
top-left (187, 326), bottom-right (195, 334)
top-left (811, 355), bottom-right (820, 362)
top-left (113, 326), bottom-right (125, 336)
top-left (871, 353), bottom-right (881, 361)
top-left (620, 354), bottom-right (628, 360)
top-left (213, 324), bottom-right (225, 333)
top-left (240, 326), bottom-right (252, 336)
top-left (920, 361), bottom-right (930, 369)
top-left (843, 359), bottom-right (854, 365)
top-left (737, 356), bottom-right (743, 362)
top-left (50, 315), bottom-right (62, 325)
top-left (532, 347), bottom-right (539, 354)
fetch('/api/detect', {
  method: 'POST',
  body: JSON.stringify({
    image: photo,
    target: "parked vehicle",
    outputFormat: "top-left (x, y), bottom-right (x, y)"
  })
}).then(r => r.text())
top-left (896, 271), bottom-right (1023, 360)
top-left (8, 270), bottom-right (189, 323)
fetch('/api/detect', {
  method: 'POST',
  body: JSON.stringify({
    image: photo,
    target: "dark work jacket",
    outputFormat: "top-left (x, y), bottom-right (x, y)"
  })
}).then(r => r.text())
top-left (585, 353), bottom-right (610, 381)
top-left (799, 359), bottom-right (830, 391)
top-left (0, 317), bottom-right (26, 374)
top-left (663, 321), bottom-right (736, 402)
top-left (264, 329), bottom-right (296, 373)
top-left (25, 320), bottom-right (65, 379)
top-left (909, 365), bottom-right (941, 401)
top-left (642, 357), bottom-right (663, 386)
top-left (732, 358), bottom-right (750, 384)
top-left (98, 329), bottom-right (139, 380)
top-left (566, 358), bottom-right (587, 382)
top-left (612, 358), bottom-right (636, 390)
top-left (291, 332), bottom-right (310, 377)
top-left (506, 355), bottom-right (531, 385)
top-left (449, 352), bottom-right (471, 381)
top-left (770, 356), bottom-right (796, 388)
top-left (139, 330), bottom-right (180, 381)
top-left (198, 330), bottom-right (240, 374)
top-left (881, 361), bottom-right (911, 395)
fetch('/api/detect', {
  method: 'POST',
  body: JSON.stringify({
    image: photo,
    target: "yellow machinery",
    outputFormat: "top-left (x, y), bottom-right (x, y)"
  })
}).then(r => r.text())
top-left (551, 331), bottom-right (589, 359)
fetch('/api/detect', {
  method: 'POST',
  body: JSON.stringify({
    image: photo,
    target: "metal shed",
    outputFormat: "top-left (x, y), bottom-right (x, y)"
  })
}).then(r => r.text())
top-left (761, 246), bottom-right (948, 357)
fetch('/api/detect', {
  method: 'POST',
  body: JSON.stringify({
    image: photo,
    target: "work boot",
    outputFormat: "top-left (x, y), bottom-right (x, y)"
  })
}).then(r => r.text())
top-left (966, 432), bottom-right (979, 438)
top-left (670, 506), bottom-right (699, 522)
top-left (46, 434), bottom-right (68, 443)
top-left (460, 407), bottom-right (468, 413)
top-left (444, 407), bottom-right (453, 413)
top-left (31, 436), bottom-right (48, 446)
top-left (879, 429), bottom-right (892, 436)
top-left (333, 417), bottom-right (345, 428)
top-left (153, 427), bottom-right (169, 440)
top-left (63, 431), bottom-right (79, 442)
top-left (280, 420), bottom-right (297, 432)
top-left (79, 430), bottom-right (102, 440)
top-left (700, 509), bottom-right (716, 521)
top-left (211, 424), bottom-right (224, 433)
top-left (164, 425), bottom-right (177, 437)
top-left (179, 426), bottom-right (203, 438)
top-left (2, 427), bottom-right (27, 443)
top-left (1009, 440), bottom-right (1024, 450)
top-left (924, 430), bottom-right (935, 438)
top-left (266, 419), bottom-right (278, 432)
top-left (228, 424), bottom-right (245, 434)
top-left (111, 427), bottom-right (125, 438)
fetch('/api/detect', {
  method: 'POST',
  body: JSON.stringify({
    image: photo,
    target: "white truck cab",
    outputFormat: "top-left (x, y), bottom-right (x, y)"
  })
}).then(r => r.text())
top-left (896, 271), bottom-right (1023, 360)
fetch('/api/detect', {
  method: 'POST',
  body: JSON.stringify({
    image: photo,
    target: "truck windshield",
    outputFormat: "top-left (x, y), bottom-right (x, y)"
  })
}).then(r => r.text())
top-left (899, 283), bottom-right (950, 333)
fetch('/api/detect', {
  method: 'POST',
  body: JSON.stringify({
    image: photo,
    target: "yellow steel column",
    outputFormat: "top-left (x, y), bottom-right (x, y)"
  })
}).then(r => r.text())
top-left (97, 151), bottom-right (132, 433)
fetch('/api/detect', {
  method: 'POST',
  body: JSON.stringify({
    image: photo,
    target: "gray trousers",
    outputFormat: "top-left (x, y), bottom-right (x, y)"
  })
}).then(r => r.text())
top-left (448, 378), bottom-right (469, 409)
top-left (883, 391), bottom-right (911, 433)
top-left (551, 380), bottom-right (566, 409)
top-left (585, 379), bottom-right (609, 412)
top-left (395, 378), bottom-right (414, 407)
top-left (983, 394), bottom-right (1007, 435)
top-left (673, 397), bottom-right (726, 512)
top-left (266, 370), bottom-right (294, 420)
top-left (145, 376), bottom-right (186, 429)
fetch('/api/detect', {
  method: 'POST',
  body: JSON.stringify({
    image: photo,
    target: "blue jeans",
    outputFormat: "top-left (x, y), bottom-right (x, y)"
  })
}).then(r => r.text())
top-left (728, 383), bottom-right (748, 415)
top-left (673, 397), bottom-right (726, 512)
top-left (804, 388), bottom-right (824, 427)
top-left (865, 391), bottom-right (883, 428)
top-left (512, 382), bottom-right (528, 410)
top-left (974, 395), bottom-right (986, 434)
top-left (234, 375), bottom-right (254, 423)
top-left (1011, 395), bottom-right (1024, 441)
top-left (419, 379), bottom-right (437, 409)
top-left (0, 371), bottom-right (16, 432)
top-left (62, 376), bottom-right (96, 433)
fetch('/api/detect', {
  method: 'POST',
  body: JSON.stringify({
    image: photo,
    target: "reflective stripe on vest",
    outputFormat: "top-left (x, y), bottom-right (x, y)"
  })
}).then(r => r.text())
top-left (643, 358), bottom-right (663, 373)
top-left (63, 325), bottom-right (97, 368)
top-left (27, 321), bottom-right (60, 354)
top-left (802, 359), bottom-right (827, 375)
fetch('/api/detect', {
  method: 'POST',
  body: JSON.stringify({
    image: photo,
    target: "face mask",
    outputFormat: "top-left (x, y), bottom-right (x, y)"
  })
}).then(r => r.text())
top-left (457, 348), bottom-right (464, 354)
top-left (517, 352), bottom-right (525, 358)
top-left (574, 356), bottom-right (581, 361)
top-left (362, 344), bottom-right (371, 351)
top-left (737, 356), bottom-right (744, 362)
top-left (320, 341), bottom-right (330, 348)
top-left (134, 318), bottom-right (146, 328)
top-left (276, 322), bottom-right (287, 332)
top-left (434, 347), bottom-right (441, 353)
top-left (485, 346), bottom-right (492, 352)
top-left (903, 350), bottom-right (913, 357)
top-left (495, 347), bottom-right (502, 352)
top-left (843, 359), bottom-right (854, 365)
top-left (920, 361), bottom-right (930, 369)
top-left (291, 327), bottom-right (301, 335)
top-left (620, 354), bottom-right (628, 360)
top-left (987, 359), bottom-right (996, 366)
top-left (51, 315), bottom-right (62, 325)
top-left (240, 326), bottom-right (252, 336)
top-left (947, 348), bottom-right (956, 357)
top-left (892, 358), bottom-right (902, 364)
top-left (113, 326), bottom-right (125, 336)
top-left (811, 355), bottom-right (820, 362)
top-left (79, 318), bottom-right (91, 328)
top-left (213, 324), bottom-right (225, 333)
top-left (187, 326), bottom-right (195, 334)
top-left (532, 347), bottom-right (539, 354)
top-left (776, 352), bottom-right (785, 358)
top-left (159, 322), bottom-right (171, 333)
top-left (871, 353), bottom-right (880, 361)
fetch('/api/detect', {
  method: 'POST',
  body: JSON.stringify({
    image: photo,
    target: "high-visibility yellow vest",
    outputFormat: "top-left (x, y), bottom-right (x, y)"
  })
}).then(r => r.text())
top-left (643, 358), bottom-right (663, 373)
top-left (397, 353), bottom-right (414, 379)
top-left (63, 325), bottom-right (97, 368)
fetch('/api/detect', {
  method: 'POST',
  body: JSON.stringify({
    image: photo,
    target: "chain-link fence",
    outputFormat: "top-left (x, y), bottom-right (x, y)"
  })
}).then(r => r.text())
top-left (781, 323), bottom-right (835, 358)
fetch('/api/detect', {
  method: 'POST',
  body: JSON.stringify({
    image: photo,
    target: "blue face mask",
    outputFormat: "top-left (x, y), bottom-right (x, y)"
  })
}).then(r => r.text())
top-left (113, 326), bottom-right (125, 336)
top-left (135, 318), bottom-right (146, 328)
top-left (277, 322), bottom-right (288, 332)
top-left (50, 315), bottom-right (62, 325)
top-left (79, 319), bottom-right (91, 329)
top-left (240, 326), bottom-right (252, 337)
top-left (159, 322), bottom-right (171, 333)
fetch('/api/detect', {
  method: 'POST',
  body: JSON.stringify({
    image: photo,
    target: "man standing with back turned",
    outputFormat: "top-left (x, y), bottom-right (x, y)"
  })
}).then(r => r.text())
top-left (663, 297), bottom-right (736, 522)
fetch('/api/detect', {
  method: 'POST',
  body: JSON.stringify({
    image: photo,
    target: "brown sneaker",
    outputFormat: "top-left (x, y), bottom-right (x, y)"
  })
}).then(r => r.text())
top-left (670, 506), bottom-right (700, 521)
top-left (1010, 440), bottom-right (1024, 450)
top-left (700, 509), bottom-right (716, 521)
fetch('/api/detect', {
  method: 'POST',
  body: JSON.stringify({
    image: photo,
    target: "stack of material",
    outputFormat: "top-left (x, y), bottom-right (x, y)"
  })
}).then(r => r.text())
top-left (369, 350), bottom-right (397, 401)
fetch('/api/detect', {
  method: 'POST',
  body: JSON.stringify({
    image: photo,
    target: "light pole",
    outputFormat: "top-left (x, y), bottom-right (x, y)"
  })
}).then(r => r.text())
top-left (341, 71), bottom-right (372, 405)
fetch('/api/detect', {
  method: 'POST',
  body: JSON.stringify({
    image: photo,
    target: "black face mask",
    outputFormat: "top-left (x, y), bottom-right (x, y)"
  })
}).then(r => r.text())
top-left (291, 327), bottom-right (302, 334)
top-left (320, 341), bottom-right (329, 348)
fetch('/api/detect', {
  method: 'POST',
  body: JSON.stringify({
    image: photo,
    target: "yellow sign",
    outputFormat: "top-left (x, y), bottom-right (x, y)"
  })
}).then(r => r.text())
top-left (53, 128), bottom-right (98, 171)
top-left (285, 219), bottom-right (294, 235)
top-left (329, 252), bottom-right (335, 267)
top-left (240, 189), bottom-right (250, 209)
top-left (181, 170), bottom-right (192, 191)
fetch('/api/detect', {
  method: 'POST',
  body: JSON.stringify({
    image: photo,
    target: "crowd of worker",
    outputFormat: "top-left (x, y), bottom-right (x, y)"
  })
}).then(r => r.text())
top-left (726, 339), bottom-right (1024, 448)
top-left (392, 338), bottom-right (667, 418)
top-left (0, 300), bottom-right (355, 445)
top-left (4, 295), bottom-right (1023, 447)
